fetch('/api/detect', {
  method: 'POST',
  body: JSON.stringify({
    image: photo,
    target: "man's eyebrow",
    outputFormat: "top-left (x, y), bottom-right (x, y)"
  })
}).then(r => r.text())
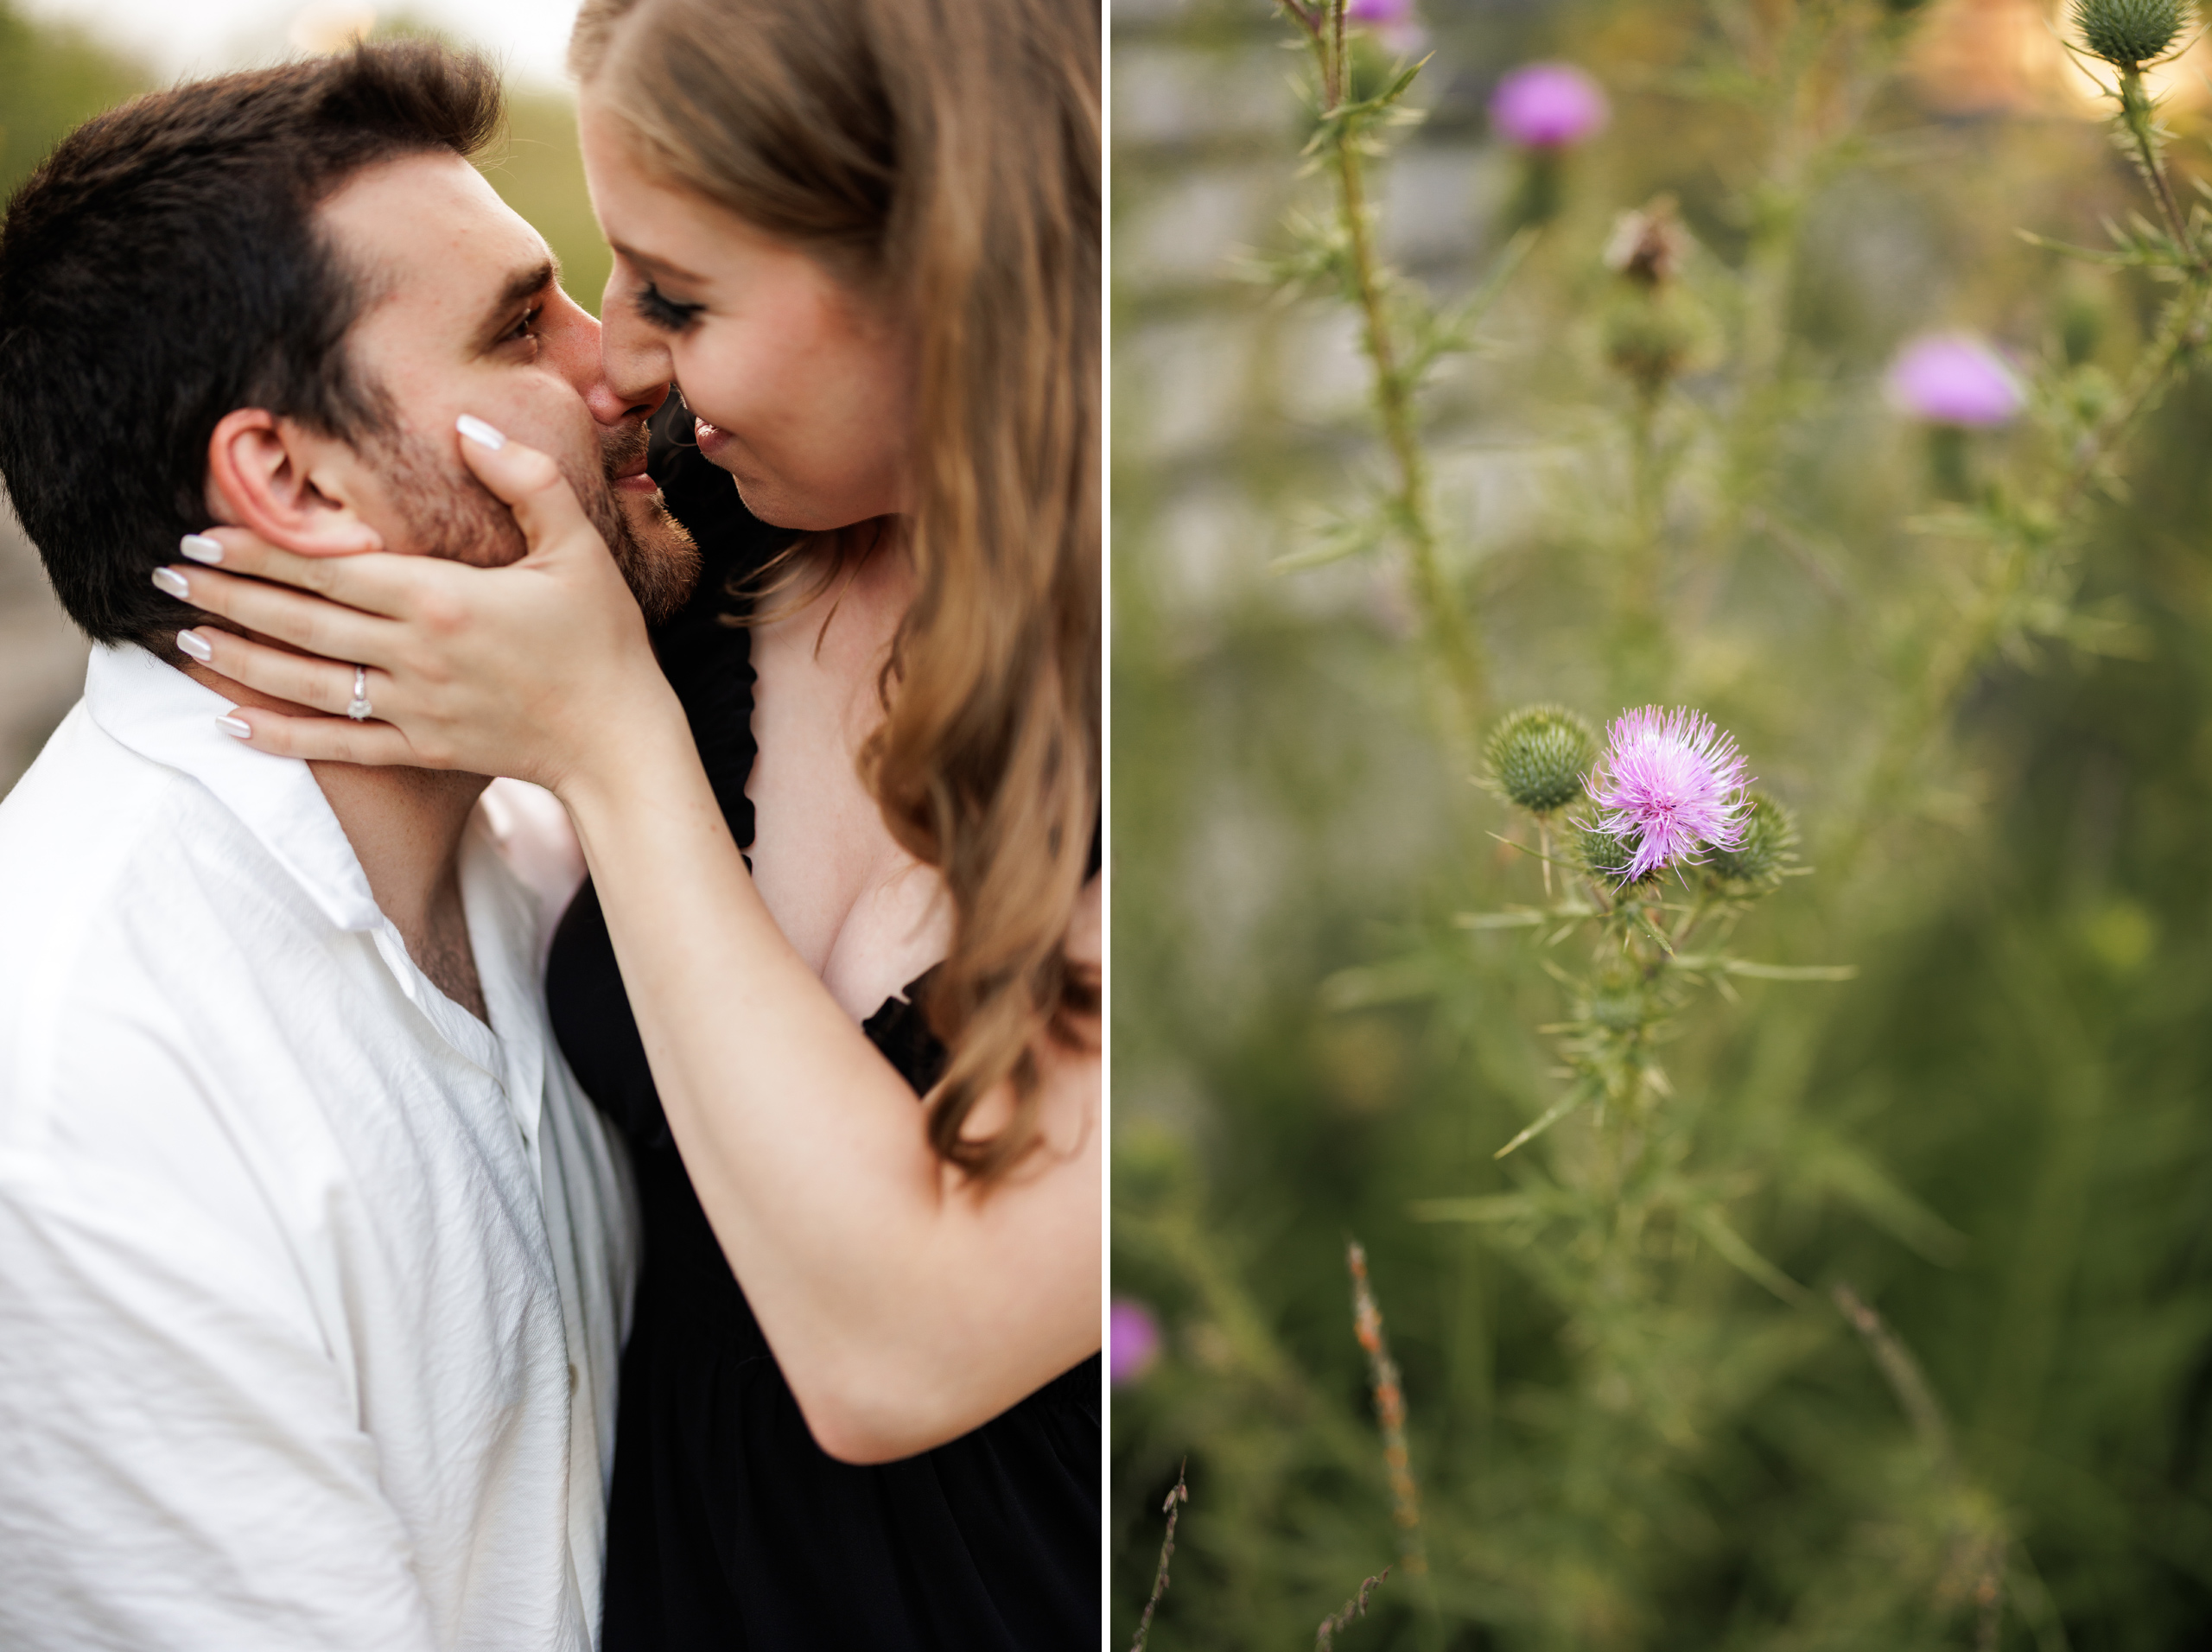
top-left (481, 254), bottom-right (559, 337)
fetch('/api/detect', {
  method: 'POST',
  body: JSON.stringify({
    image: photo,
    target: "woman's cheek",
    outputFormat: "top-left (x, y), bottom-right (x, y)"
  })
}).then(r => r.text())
top-left (707, 391), bottom-right (780, 460)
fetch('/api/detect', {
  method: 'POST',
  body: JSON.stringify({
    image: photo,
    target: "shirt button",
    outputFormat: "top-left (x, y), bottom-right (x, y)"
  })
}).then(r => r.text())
top-left (569, 1363), bottom-right (580, 1395)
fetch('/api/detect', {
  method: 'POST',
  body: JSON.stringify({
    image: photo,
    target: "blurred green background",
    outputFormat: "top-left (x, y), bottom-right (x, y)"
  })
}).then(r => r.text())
top-left (0, 1), bottom-right (609, 789)
top-left (1111, 0), bottom-right (2212, 1646)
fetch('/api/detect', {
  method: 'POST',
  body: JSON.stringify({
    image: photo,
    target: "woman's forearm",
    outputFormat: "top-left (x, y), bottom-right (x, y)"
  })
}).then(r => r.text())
top-left (558, 715), bottom-right (1101, 1461)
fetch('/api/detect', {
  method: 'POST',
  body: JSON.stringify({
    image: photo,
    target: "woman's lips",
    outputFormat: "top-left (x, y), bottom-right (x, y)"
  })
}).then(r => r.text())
top-left (694, 416), bottom-right (730, 456)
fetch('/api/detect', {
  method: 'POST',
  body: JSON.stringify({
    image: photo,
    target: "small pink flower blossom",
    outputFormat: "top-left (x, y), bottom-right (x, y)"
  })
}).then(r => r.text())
top-left (1110, 1297), bottom-right (1163, 1387)
top-left (1344, 0), bottom-right (1427, 54)
top-left (1490, 62), bottom-right (1610, 149)
top-left (1586, 707), bottom-right (1751, 882)
top-left (1885, 334), bottom-right (2023, 427)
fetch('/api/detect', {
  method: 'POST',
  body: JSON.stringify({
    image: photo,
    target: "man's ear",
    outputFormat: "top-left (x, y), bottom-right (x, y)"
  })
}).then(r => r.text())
top-left (202, 408), bottom-right (385, 556)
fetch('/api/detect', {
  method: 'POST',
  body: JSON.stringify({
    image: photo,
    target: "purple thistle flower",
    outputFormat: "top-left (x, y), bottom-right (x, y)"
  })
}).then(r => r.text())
top-left (1110, 1297), bottom-right (1163, 1387)
top-left (1489, 62), bottom-right (1610, 149)
top-left (1344, 0), bottom-right (1427, 54)
top-left (1586, 707), bottom-right (1752, 882)
top-left (1885, 334), bottom-right (2023, 428)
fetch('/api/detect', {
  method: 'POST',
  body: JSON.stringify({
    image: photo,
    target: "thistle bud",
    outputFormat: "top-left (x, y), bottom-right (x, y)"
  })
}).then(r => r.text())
top-left (1703, 792), bottom-right (1799, 892)
top-left (1604, 291), bottom-right (1711, 400)
top-left (1492, 63), bottom-right (1609, 229)
top-left (1571, 820), bottom-right (1658, 887)
top-left (1586, 978), bottom-right (1647, 1032)
top-left (2058, 276), bottom-right (2109, 367)
top-left (1604, 196), bottom-right (1688, 289)
top-left (1484, 704), bottom-right (1598, 816)
top-left (1602, 200), bottom-right (1712, 400)
top-left (2070, 0), bottom-right (2192, 68)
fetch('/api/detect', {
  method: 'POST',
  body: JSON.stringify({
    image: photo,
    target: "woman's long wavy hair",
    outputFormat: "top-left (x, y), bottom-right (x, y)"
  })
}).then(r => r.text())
top-left (571, 0), bottom-right (1100, 1183)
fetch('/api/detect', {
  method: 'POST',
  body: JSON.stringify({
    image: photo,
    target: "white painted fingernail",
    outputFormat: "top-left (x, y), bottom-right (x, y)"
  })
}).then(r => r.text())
top-left (215, 715), bottom-right (251, 739)
top-left (180, 533), bottom-right (224, 564)
top-left (151, 567), bottom-right (190, 599)
top-left (456, 414), bottom-right (506, 451)
top-left (175, 630), bottom-right (213, 662)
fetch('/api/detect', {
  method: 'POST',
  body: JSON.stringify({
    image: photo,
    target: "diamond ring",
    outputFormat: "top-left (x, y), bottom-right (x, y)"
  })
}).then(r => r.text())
top-left (346, 665), bottom-right (372, 722)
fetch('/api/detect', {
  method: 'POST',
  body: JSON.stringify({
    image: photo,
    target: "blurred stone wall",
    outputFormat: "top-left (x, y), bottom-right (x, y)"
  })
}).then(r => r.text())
top-left (1109, 0), bottom-right (1557, 1045)
top-left (1113, 0), bottom-right (1523, 633)
top-left (0, 493), bottom-right (90, 797)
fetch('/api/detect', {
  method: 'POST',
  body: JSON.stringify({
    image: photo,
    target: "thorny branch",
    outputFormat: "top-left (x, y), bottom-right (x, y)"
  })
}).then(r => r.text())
top-left (1315, 1566), bottom-right (1393, 1650)
top-left (1347, 1239), bottom-right (1427, 1577)
top-left (1128, 1459), bottom-right (1189, 1652)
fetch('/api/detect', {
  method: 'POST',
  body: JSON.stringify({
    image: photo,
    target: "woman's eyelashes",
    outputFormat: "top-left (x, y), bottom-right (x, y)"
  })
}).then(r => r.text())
top-left (634, 281), bottom-right (705, 332)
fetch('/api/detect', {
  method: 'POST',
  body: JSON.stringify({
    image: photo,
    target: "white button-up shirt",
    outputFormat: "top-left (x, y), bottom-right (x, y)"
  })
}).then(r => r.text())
top-left (0, 645), bottom-right (638, 1651)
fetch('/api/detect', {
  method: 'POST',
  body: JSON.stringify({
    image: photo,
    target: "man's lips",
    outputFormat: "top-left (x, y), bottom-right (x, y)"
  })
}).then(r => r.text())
top-left (608, 439), bottom-right (658, 498)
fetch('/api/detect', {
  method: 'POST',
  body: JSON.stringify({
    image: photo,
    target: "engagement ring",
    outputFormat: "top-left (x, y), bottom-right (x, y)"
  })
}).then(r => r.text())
top-left (346, 666), bottom-right (372, 721)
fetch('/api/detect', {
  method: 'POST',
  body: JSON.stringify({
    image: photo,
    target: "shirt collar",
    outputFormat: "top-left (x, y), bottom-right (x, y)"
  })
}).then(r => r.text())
top-left (82, 643), bottom-right (383, 933)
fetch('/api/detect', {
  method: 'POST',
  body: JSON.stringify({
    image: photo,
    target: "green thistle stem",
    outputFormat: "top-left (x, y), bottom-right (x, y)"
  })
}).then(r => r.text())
top-left (2118, 66), bottom-right (2206, 273)
top-left (1338, 140), bottom-right (1486, 738)
top-left (1300, 8), bottom-right (1487, 747)
top-left (1836, 47), bottom-right (2212, 876)
top-left (1618, 395), bottom-right (1669, 697)
top-left (1837, 272), bottom-right (2212, 876)
top-left (1329, 0), bottom-right (1346, 110)
top-left (1699, 8), bottom-right (1908, 626)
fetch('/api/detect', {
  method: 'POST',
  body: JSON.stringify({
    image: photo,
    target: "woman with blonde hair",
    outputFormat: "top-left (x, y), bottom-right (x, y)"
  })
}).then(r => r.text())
top-left (164, 0), bottom-right (1100, 1642)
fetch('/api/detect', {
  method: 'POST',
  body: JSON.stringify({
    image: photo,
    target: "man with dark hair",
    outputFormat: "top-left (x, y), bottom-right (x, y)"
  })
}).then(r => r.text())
top-left (0, 41), bottom-right (698, 1650)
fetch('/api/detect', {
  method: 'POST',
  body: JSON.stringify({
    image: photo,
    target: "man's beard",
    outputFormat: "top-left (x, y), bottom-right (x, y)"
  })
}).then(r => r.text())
top-left (375, 420), bottom-right (700, 623)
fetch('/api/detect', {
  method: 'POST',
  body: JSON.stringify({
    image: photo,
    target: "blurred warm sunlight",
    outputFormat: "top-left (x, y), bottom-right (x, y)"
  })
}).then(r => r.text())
top-left (1912, 0), bottom-right (2212, 113)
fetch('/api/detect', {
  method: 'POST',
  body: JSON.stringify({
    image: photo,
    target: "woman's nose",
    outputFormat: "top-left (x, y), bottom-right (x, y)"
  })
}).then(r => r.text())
top-left (597, 302), bottom-right (677, 416)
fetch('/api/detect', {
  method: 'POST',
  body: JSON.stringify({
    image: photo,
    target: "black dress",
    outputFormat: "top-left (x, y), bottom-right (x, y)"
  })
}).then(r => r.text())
top-left (545, 409), bottom-right (1101, 1650)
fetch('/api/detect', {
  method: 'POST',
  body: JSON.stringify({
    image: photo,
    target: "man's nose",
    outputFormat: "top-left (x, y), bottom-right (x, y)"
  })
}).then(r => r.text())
top-left (585, 372), bottom-right (661, 427)
top-left (557, 302), bottom-right (666, 426)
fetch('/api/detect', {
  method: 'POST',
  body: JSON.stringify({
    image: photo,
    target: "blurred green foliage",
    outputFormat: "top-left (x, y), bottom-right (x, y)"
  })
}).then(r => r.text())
top-left (1111, 0), bottom-right (2212, 1647)
top-left (0, 3), bottom-right (608, 313)
top-left (0, 3), bottom-right (146, 201)
top-left (486, 89), bottom-right (612, 317)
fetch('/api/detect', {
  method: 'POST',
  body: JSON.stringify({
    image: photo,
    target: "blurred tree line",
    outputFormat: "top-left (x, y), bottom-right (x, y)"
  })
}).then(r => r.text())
top-left (0, 3), bottom-right (609, 310)
top-left (0, 3), bottom-right (142, 200)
